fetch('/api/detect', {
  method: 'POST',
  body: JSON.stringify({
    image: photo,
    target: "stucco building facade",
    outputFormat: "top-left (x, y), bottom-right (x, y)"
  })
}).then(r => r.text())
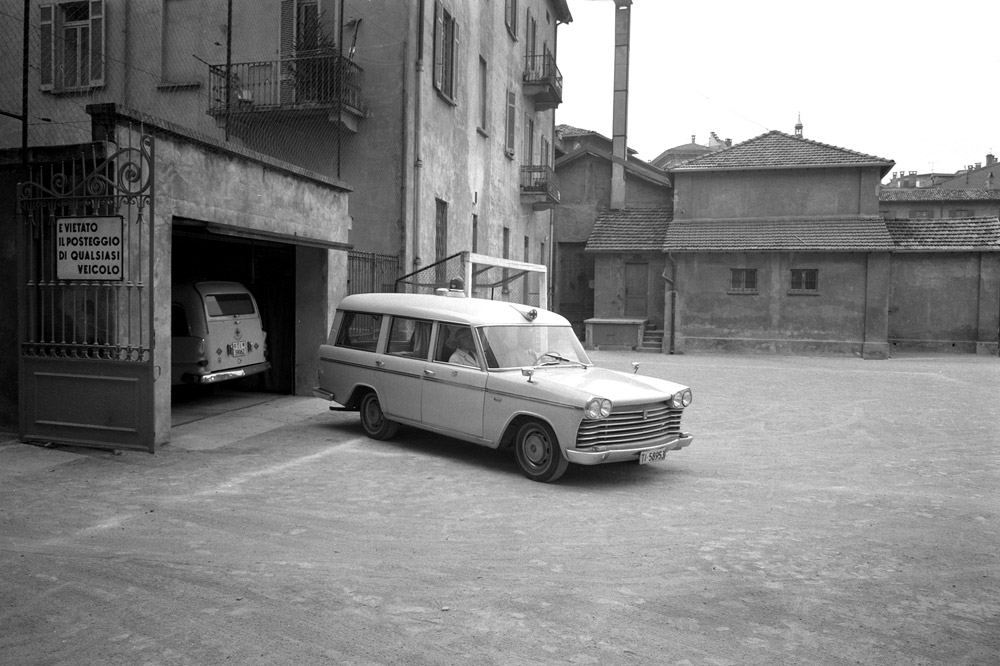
top-left (0, 0), bottom-right (573, 449)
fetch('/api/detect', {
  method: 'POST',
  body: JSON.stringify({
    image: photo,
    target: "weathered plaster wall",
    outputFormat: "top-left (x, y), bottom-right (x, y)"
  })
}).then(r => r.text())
top-left (673, 167), bottom-right (882, 220)
top-left (593, 253), bottom-right (668, 328)
top-left (888, 252), bottom-right (999, 354)
top-left (672, 252), bottom-right (874, 355)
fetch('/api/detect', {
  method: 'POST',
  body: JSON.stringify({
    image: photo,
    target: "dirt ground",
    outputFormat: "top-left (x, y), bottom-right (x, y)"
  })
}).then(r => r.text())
top-left (1, 351), bottom-right (998, 666)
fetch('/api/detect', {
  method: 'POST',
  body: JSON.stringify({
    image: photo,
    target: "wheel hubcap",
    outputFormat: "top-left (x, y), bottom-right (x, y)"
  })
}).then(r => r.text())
top-left (524, 431), bottom-right (548, 466)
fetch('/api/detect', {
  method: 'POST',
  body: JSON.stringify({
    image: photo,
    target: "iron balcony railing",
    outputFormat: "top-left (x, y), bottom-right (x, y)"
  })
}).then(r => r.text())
top-left (520, 164), bottom-right (560, 205)
top-left (208, 52), bottom-right (364, 116)
top-left (522, 53), bottom-right (563, 109)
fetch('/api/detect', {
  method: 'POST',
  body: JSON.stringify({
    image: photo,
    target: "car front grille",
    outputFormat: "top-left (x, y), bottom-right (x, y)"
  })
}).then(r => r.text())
top-left (576, 401), bottom-right (683, 448)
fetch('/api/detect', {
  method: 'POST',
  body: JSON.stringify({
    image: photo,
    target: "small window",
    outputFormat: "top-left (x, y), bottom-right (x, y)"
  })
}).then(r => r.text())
top-left (433, 2), bottom-right (459, 102)
top-left (950, 209), bottom-right (972, 218)
top-left (336, 312), bottom-right (382, 351)
top-left (910, 210), bottom-right (933, 219)
top-left (205, 293), bottom-right (255, 317)
top-left (729, 268), bottom-right (757, 293)
top-left (387, 317), bottom-right (432, 358)
top-left (790, 269), bottom-right (819, 292)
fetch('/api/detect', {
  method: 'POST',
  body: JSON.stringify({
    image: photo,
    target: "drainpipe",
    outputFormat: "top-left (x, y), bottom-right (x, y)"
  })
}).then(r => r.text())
top-left (411, 0), bottom-right (425, 273)
top-left (662, 253), bottom-right (677, 354)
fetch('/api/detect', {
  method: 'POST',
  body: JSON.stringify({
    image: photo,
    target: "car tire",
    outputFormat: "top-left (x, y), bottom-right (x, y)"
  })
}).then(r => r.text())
top-left (359, 391), bottom-right (399, 440)
top-left (514, 420), bottom-right (568, 482)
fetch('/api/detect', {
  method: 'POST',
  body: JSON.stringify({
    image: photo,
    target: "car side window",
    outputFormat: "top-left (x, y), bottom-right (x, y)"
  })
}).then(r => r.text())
top-left (387, 317), bottom-right (431, 358)
top-left (335, 312), bottom-right (381, 352)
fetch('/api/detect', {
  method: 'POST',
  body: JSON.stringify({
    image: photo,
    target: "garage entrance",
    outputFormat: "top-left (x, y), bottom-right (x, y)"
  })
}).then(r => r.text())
top-left (172, 226), bottom-right (296, 394)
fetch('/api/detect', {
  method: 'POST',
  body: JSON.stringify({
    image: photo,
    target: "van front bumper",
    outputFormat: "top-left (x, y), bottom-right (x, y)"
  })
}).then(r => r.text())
top-left (564, 433), bottom-right (693, 465)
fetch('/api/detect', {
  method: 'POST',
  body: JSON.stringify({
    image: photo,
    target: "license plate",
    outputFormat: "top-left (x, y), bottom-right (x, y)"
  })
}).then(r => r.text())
top-left (639, 448), bottom-right (668, 465)
top-left (230, 341), bottom-right (248, 357)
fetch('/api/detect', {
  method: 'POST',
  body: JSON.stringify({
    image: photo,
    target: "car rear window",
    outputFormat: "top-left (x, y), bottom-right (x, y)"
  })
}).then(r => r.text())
top-left (205, 293), bottom-right (256, 317)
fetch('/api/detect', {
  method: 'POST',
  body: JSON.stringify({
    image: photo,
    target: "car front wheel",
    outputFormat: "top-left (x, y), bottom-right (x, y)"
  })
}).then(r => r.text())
top-left (514, 420), bottom-right (568, 482)
top-left (359, 391), bottom-right (399, 440)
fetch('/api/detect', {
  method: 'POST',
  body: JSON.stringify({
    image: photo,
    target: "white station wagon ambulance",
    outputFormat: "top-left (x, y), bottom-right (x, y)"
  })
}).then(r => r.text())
top-left (314, 292), bottom-right (693, 482)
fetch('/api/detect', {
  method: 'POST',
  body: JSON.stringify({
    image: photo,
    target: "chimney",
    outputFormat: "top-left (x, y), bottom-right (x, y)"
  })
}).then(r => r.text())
top-left (610, 0), bottom-right (631, 211)
top-left (987, 153), bottom-right (996, 166)
top-left (691, 134), bottom-right (696, 144)
top-left (794, 113), bottom-right (803, 137)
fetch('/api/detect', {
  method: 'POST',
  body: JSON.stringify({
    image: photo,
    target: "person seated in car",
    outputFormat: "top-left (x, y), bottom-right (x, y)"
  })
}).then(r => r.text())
top-left (449, 328), bottom-right (478, 366)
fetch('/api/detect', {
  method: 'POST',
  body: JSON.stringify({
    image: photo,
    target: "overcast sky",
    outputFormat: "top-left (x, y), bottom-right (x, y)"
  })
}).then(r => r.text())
top-left (556, 0), bottom-right (1000, 179)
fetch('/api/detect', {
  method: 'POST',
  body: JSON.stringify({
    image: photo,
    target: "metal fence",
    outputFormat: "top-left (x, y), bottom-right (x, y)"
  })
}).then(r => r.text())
top-left (347, 250), bottom-right (400, 295)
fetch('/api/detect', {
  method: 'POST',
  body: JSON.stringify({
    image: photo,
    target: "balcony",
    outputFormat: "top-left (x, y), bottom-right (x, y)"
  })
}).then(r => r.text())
top-left (522, 53), bottom-right (563, 110)
top-left (208, 52), bottom-right (365, 132)
top-left (520, 164), bottom-right (560, 210)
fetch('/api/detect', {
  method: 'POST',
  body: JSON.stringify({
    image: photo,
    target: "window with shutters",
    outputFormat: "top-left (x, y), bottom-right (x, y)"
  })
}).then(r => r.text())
top-left (504, 90), bottom-right (516, 157)
top-left (505, 0), bottom-right (518, 39)
top-left (433, 2), bottom-right (458, 103)
top-left (40, 0), bottom-right (105, 92)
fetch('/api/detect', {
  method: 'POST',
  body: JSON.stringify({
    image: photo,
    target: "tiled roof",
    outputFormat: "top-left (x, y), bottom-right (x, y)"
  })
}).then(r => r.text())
top-left (884, 217), bottom-right (1000, 251)
top-left (663, 216), bottom-right (894, 252)
top-left (586, 207), bottom-right (672, 252)
top-left (670, 131), bottom-right (893, 171)
top-left (879, 188), bottom-right (1000, 202)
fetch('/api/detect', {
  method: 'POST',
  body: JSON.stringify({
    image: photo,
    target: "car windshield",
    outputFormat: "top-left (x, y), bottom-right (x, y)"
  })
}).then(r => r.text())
top-left (480, 325), bottom-right (592, 369)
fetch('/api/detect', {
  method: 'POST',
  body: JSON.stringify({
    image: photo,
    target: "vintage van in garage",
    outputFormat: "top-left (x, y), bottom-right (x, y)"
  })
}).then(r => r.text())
top-left (314, 293), bottom-right (693, 482)
top-left (171, 281), bottom-right (270, 385)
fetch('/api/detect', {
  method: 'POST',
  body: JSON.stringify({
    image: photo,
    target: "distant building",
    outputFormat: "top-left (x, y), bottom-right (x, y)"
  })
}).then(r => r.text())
top-left (648, 132), bottom-right (730, 170)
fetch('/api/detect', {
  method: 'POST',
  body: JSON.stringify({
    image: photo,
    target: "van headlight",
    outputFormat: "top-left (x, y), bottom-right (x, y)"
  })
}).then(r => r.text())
top-left (668, 389), bottom-right (693, 408)
top-left (584, 397), bottom-right (612, 419)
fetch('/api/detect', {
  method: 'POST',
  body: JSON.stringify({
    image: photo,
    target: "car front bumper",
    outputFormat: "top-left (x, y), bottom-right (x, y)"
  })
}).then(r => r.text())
top-left (564, 433), bottom-right (693, 465)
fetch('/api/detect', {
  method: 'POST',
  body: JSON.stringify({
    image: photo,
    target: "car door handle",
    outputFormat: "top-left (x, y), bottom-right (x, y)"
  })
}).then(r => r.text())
top-left (375, 360), bottom-right (385, 367)
top-left (424, 369), bottom-right (435, 376)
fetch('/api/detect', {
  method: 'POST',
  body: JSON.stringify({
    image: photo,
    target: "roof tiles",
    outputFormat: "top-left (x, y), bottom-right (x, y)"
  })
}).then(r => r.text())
top-left (670, 131), bottom-right (893, 171)
top-left (586, 207), bottom-right (672, 252)
top-left (663, 217), bottom-right (894, 252)
top-left (884, 217), bottom-right (1000, 251)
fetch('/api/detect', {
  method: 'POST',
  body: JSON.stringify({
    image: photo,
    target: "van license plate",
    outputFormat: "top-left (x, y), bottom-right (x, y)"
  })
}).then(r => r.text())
top-left (230, 341), bottom-right (247, 356)
top-left (639, 448), bottom-right (667, 465)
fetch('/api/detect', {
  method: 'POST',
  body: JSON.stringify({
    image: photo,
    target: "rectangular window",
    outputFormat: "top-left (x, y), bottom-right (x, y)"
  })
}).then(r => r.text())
top-left (950, 209), bottom-right (972, 218)
top-left (505, 90), bottom-right (516, 156)
top-left (435, 198), bottom-right (448, 284)
top-left (41, 0), bottom-right (106, 91)
top-left (478, 57), bottom-right (488, 132)
top-left (505, 0), bottom-right (518, 38)
top-left (387, 317), bottom-right (432, 358)
top-left (472, 214), bottom-right (479, 253)
top-left (433, 2), bottom-right (459, 102)
top-left (910, 210), bottom-right (933, 219)
top-left (525, 8), bottom-right (536, 59)
top-left (502, 227), bottom-right (511, 293)
top-left (523, 235), bottom-right (530, 262)
top-left (790, 269), bottom-right (819, 292)
top-left (335, 312), bottom-right (382, 351)
top-left (523, 114), bottom-right (534, 164)
top-left (730, 268), bottom-right (757, 293)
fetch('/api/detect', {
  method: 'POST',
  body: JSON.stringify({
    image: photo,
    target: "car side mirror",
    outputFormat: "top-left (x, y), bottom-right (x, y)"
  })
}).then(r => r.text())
top-left (521, 367), bottom-right (534, 383)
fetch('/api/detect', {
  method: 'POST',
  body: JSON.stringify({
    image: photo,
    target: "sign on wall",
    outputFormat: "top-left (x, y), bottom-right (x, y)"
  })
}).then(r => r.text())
top-left (56, 216), bottom-right (124, 281)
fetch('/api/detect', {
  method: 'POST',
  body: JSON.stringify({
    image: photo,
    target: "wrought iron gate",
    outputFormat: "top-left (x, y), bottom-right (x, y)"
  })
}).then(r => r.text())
top-left (16, 133), bottom-right (155, 451)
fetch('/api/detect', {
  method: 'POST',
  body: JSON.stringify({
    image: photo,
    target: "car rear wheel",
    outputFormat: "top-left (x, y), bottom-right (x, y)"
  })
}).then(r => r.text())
top-left (514, 420), bottom-right (568, 482)
top-left (359, 391), bottom-right (398, 440)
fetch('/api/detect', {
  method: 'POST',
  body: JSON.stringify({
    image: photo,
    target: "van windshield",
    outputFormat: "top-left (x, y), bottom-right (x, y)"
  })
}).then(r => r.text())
top-left (480, 325), bottom-right (591, 369)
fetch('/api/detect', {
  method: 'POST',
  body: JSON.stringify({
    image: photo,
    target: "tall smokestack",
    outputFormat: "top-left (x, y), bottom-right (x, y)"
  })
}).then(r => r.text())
top-left (610, 0), bottom-right (631, 210)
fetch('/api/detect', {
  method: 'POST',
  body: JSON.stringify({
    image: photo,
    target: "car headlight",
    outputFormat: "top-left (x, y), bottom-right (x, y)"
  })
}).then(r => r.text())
top-left (668, 389), bottom-right (693, 408)
top-left (584, 397), bottom-right (612, 419)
